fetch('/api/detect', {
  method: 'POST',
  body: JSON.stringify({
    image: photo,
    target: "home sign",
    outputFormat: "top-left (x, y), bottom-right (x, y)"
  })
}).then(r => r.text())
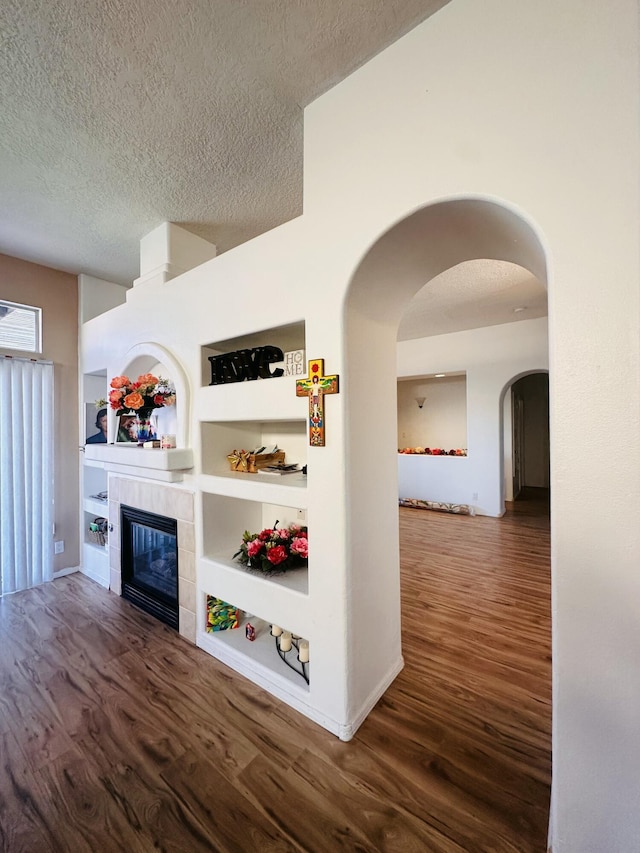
top-left (208, 346), bottom-right (284, 385)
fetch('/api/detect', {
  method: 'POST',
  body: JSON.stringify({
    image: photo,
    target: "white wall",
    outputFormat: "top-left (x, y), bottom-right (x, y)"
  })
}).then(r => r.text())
top-left (397, 320), bottom-right (548, 516)
top-left (79, 274), bottom-right (128, 323)
top-left (304, 0), bottom-right (640, 848)
top-left (397, 375), bottom-right (467, 449)
top-left (82, 0), bottom-right (640, 847)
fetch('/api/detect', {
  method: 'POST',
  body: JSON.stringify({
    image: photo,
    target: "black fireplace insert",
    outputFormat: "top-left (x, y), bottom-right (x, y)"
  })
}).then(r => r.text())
top-left (120, 504), bottom-right (178, 629)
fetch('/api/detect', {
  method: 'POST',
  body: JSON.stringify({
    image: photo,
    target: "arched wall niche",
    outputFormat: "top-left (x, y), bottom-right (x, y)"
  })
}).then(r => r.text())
top-left (115, 342), bottom-right (190, 448)
top-left (342, 196), bottom-right (549, 719)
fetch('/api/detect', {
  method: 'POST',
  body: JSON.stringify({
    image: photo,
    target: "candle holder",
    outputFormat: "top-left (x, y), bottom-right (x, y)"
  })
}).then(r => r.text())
top-left (271, 626), bottom-right (309, 684)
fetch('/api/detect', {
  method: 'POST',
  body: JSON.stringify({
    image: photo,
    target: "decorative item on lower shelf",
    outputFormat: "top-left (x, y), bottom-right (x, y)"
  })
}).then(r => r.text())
top-left (206, 596), bottom-right (241, 632)
top-left (271, 624), bottom-right (309, 684)
top-left (233, 520), bottom-right (308, 574)
top-left (260, 463), bottom-right (301, 476)
top-left (88, 517), bottom-right (108, 546)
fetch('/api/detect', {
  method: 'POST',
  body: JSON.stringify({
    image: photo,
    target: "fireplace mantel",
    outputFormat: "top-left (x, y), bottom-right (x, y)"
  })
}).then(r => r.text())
top-left (84, 444), bottom-right (194, 482)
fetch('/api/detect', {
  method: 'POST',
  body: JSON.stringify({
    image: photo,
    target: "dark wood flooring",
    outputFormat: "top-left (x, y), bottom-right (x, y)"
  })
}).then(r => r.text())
top-left (0, 498), bottom-right (551, 852)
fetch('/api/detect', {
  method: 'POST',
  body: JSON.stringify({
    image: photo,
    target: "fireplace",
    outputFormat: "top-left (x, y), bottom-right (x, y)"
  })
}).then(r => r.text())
top-left (120, 504), bottom-right (178, 629)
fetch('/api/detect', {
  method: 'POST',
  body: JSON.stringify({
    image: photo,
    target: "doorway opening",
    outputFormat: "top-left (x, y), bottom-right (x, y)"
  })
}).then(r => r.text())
top-left (508, 372), bottom-right (550, 505)
top-left (343, 197), bottom-right (552, 838)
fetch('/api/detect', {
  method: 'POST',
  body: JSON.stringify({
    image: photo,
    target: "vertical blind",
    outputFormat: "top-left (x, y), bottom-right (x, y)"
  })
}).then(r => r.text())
top-left (0, 356), bottom-right (54, 594)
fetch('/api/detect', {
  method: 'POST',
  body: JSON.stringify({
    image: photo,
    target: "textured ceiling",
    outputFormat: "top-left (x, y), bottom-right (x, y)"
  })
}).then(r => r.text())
top-left (397, 260), bottom-right (548, 340)
top-left (0, 0), bottom-right (450, 285)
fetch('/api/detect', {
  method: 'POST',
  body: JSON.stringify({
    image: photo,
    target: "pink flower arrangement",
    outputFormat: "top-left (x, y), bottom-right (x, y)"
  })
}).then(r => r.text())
top-left (233, 521), bottom-right (309, 574)
top-left (102, 373), bottom-right (176, 413)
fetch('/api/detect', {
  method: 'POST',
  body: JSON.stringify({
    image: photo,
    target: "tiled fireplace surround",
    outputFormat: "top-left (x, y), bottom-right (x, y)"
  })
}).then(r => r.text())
top-left (107, 476), bottom-right (196, 644)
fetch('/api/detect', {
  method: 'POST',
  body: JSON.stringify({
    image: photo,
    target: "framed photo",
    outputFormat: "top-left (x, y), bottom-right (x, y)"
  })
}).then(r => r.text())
top-left (85, 405), bottom-right (108, 444)
top-left (116, 413), bottom-right (138, 443)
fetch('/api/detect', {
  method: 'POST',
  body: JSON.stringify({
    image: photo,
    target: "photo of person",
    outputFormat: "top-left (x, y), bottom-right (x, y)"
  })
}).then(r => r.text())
top-left (86, 408), bottom-right (108, 444)
top-left (116, 413), bottom-right (138, 443)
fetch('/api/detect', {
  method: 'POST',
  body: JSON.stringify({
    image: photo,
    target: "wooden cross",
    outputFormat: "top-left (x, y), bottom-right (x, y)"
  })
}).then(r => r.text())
top-left (296, 359), bottom-right (339, 446)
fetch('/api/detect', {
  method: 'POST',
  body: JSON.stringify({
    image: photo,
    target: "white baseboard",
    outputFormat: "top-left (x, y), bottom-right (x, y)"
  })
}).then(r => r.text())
top-left (197, 630), bottom-right (405, 742)
top-left (80, 565), bottom-right (110, 588)
top-left (53, 566), bottom-right (80, 579)
top-left (197, 630), bottom-right (346, 738)
top-left (339, 656), bottom-right (405, 741)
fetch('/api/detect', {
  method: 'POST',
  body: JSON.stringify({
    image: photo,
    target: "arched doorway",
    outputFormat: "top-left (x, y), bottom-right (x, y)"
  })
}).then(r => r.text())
top-left (504, 371), bottom-right (550, 506)
top-left (342, 196), bottom-right (549, 729)
top-left (342, 196), bottom-right (551, 843)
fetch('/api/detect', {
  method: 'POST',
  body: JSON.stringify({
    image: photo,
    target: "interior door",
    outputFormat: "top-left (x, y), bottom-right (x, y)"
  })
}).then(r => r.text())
top-left (512, 388), bottom-right (525, 500)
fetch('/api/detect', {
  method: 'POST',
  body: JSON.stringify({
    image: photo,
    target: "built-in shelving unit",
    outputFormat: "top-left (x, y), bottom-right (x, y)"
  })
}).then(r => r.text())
top-left (79, 318), bottom-right (321, 722)
top-left (80, 371), bottom-right (110, 587)
top-left (197, 321), bottom-right (313, 695)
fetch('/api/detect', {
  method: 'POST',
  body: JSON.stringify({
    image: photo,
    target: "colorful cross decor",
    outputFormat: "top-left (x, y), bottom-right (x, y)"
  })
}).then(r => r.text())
top-left (296, 359), bottom-right (339, 446)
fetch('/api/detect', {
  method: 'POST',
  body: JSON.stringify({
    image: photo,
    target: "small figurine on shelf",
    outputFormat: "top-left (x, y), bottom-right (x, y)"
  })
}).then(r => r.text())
top-left (245, 623), bottom-right (256, 641)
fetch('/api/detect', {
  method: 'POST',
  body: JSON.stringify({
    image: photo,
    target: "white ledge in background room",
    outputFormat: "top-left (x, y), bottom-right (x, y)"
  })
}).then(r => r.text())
top-left (84, 444), bottom-right (194, 482)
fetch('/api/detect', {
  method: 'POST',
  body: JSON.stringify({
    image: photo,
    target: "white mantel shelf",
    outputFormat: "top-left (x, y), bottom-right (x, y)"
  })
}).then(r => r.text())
top-left (84, 445), bottom-right (194, 482)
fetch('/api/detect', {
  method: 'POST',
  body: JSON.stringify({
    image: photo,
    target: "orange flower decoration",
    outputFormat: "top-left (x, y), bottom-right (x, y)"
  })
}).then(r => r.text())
top-left (123, 391), bottom-right (145, 410)
top-left (137, 373), bottom-right (159, 386)
top-left (110, 375), bottom-right (130, 389)
top-left (106, 373), bottom-right (175, 413)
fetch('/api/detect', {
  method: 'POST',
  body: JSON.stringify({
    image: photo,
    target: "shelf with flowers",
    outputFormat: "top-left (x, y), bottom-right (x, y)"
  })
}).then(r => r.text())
top-left (233, 520), bottom-right (308, 575)
top-left (86, 371), bottom-right (191, 478)
top-left (200, 494), bottom-right (310, 597)
top-left (103, 372), bottom-right (176, 445)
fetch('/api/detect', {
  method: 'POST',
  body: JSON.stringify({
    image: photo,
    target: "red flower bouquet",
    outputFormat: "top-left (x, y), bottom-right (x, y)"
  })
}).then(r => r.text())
top-left (233, 521), bottom-right (309, 574)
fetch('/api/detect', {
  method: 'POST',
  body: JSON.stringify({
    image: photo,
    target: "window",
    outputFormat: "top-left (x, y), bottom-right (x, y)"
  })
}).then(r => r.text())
top-left (0, 300), bottom-right (42, 353)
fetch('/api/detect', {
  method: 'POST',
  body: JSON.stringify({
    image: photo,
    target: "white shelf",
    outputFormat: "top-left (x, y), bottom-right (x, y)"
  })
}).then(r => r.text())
top-left (197, 378), bottom-right (308, 423)
top-left (201, 493), bottom-right (308, 571)
top-left (198, 614), bottom-right (309, 693)
top-left (84, 497), bottom-right (109, 516)
top-left (199, 556), bottom-right (309, 633)
top-left (83, 456), bottom-right (106, 469)
top-left (199, 471), bottom-right (308, 505)
top-left (200, 554), bottom-right (309, 595)
top-left (200, 418), bottom-right (307, 483)
top-left (84, 445), bottom-right (194, 482)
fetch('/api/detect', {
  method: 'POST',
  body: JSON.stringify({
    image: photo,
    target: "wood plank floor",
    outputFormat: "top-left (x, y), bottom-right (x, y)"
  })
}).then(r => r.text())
top-left (0, 496), bottom-right (551, 852)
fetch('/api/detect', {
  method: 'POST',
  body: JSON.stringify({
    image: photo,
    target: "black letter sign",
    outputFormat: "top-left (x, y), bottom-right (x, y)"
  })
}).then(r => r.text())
top-left (208, 346), bottom-right (284, 385)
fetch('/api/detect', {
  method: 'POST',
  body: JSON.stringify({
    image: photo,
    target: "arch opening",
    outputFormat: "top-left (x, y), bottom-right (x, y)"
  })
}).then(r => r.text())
top-left (342, 195), bottom-right (549, 726)
top-left (501, 370), bottom-right (550, 507)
